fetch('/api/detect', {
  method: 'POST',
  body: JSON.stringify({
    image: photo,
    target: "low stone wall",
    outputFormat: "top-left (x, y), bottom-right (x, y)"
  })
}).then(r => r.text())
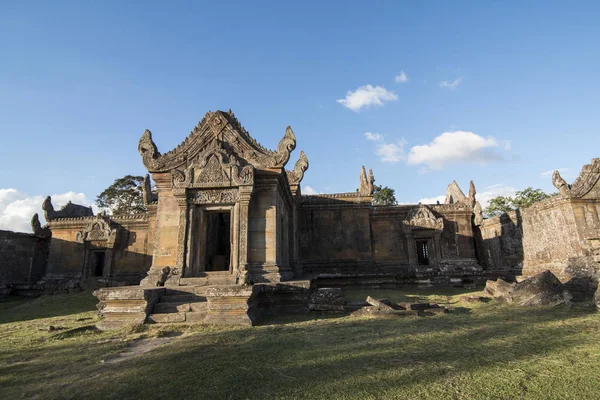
top-left (0, 230), bottom-right (49, 293)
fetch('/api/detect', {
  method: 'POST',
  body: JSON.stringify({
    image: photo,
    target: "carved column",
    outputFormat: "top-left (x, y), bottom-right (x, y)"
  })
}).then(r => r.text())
top-left (237, 186), bottom-right (252, 282)
top-left (405, 230), bottom-right (417, 267)
top-left (175, 197), bottom-right (189, 275)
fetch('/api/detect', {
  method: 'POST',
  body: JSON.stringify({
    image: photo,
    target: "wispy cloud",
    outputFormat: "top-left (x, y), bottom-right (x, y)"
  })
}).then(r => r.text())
top-left (394, 71), bottom-right (408, 83)
top-left (440, 77), bottom-right (463, 90)
top-left (364, 132), bottom-right (383, 141)
top-left (302, 185), bottom-right (320, 195)
top-left (337, 85), bottom-right (398, 112)
top-left (375, 140), bottom-right (407, 163)
top-left (541, 168), bottom-right (568, 177)
top-left (418, 195), bottom-right (446, 204)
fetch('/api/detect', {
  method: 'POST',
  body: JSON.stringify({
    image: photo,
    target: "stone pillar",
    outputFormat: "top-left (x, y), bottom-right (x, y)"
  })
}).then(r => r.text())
top-left (405, 230), bottom-right (417, 267)
top-left (237, 186), bottom-right (252, 283)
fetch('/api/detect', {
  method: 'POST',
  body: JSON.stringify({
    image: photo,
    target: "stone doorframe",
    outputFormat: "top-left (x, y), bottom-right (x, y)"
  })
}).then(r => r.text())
top-left (403, 205), bottom-right (444, 268)
top-left (76, 216), bottom-right (118, 280)
top-left (405, 230), bottom-right (443, 268)
top-left (175, 186), bottom-right (253, 282)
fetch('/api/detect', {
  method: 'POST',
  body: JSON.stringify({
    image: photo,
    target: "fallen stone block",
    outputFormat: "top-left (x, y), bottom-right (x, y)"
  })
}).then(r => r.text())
top-left (310, 288), bottom-right (346, 305)
top-left (509, 270), bottom-right (572, 307)
top-left (484, 278), bottom-right (516, 300)
top-left (397, 302), bottom-right (435, 311)
top-left (309, 303), bottom-right (345, 312)
top-left (351, 306), bottom-right (419, 318)
top-left (366, 296), bottom-right (393, 310)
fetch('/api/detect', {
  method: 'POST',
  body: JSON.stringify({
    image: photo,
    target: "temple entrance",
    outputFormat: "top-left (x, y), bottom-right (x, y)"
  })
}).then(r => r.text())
top-left (204, 211), bottom-right (231, 272)
top-left (91, 250), bottom-right (106, 277)
top-left (416, 240), bottom-right (430, 266)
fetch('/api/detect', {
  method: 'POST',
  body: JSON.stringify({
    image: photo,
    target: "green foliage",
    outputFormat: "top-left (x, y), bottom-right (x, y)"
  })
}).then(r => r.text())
top-left (484, 187), bottom-right (551, 217)
top-left (96, 175), bottom-right (147, 215)
top-left (372, 184), bottom-right (397, 206)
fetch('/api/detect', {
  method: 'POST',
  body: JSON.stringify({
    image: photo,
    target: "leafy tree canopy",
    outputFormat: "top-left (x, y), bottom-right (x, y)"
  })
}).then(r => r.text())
top-left (96, 175), bottom-right (147, 215)
top-left (484, 187), bottom-right (551, 217)
top-left (372, 184), bottom-right (397, 206)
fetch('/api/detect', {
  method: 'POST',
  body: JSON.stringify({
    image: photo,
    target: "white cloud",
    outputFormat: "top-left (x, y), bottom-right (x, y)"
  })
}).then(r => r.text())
top-left (394, 71), bottom-right (408, 83)
top-left (477, 184), bottom-right (517, 210)
top-left (407, 131), bottom-right (503, 169)
top-left (337, 85), bottom-right (398, 112)
top-left (364, 132), bottom-right (383, 142)
top-left (416, 184), bottom-right (516, 209)
top-left (418, 195), bottom-right (446, 204)
top-left (0, 189), bottom-right (96, 233)
top-left (541, 168), bottom-right (568, 177)
top-left (376, 139), bottom-right (407, 163)
top-left (302, 185), bottom-right (320, 195)
top-left (440, 77), bottom-right (463, 90)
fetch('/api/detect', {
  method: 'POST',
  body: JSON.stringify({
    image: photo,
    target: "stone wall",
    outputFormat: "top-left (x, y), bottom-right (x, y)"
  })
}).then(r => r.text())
top-left (0, 230), bottom-right (49, 289)
top-left (297, 195), bottom-right (481, 281)
top-left (476, 210), bottom-right (523, 277)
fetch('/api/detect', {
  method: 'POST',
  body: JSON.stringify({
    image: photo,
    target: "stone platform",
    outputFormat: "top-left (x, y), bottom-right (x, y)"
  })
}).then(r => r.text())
top-left (94, 280), bottom-right (312, 329)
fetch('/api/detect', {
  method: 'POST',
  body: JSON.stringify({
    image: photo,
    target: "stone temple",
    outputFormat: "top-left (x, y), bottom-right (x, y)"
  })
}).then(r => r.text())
top-left (1, 110), bottom-right (599, 326)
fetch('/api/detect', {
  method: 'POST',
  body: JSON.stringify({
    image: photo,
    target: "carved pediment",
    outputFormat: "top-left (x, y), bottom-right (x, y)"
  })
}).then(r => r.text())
top-left (404, 205), bottom-right (444, 230)
top-left (76, 216), bottom-right (117, 246)
top-left (171, 140), bottom-right (254, 190)
top-left (138, 110), bottom-right (297, 173)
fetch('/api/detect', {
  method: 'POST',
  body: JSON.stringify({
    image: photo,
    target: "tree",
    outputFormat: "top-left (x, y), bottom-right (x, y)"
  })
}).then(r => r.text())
top-left (484, 196), bottom-right (514, 217)
top-left (372, 184), bottom-right (397, 206)
top-left (96, 175), bottom-right (147, 215)
top-left (512, 187), bottom-right (551, 209)
top-left (484, 187), bottom-right (551, 217)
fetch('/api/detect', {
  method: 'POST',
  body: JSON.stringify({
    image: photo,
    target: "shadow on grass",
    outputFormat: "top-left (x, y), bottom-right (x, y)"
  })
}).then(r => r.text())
top-left (0, 291), bottom-right (98, 324)
top-left (1, 300), bottom-right (598, 400)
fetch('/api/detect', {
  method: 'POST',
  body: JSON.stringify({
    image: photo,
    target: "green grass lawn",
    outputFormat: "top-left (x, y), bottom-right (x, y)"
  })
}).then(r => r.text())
top-left (1, 287), bottom-right (599, 400)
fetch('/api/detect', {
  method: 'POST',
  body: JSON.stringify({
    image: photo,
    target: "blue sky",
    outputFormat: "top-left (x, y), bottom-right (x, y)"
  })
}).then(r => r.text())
top-left (1, 1), bottom-right (600, 231)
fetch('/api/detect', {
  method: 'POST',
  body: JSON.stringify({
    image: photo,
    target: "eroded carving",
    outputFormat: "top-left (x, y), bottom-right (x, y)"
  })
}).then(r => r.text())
top-left (553, 159), bottom-right (600, 199)
top-left (31, 214), bottom-right (51, 239)
top-left (138, 129), bottom-right (163, 170)
top-left (188, 189), bottom-right (240, 204)
top-left (76, 216), bottom-right (117, 246)
top-left (359, 166), bottom-right (375, 195)
top-left (404, 205), bottom-right (444, 230)
top-left (142, 174), bottom-right (158, 205)
top-left (42, 196), bottom-right (94, 221)
top-left (287, 151), bottom-right (309, 185)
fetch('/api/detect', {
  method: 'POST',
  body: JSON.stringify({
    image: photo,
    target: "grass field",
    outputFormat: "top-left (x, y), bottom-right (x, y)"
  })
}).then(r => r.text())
top-left (1, 287), bottom-right (599, 400)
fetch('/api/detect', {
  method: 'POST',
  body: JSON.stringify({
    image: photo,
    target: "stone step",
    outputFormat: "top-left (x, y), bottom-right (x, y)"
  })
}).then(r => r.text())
top-left (190, 301), bottom-right (208, 312)
top-left (153, 302), bottom-right (191, 313)
top-left (160, 294), bottom-right (199, 303)
top-left (148, 312), bottom-right (186, 323)
top-left (165, 286), bottom-right (198, 295)
top-left (148, 311), bottom-right (207, 324)
top-left (180, 277), bottom-right (209, 286)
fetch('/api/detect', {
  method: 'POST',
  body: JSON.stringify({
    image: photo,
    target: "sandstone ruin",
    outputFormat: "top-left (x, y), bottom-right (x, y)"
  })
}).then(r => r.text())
top-left (1, 110), bottom-right (599, 326)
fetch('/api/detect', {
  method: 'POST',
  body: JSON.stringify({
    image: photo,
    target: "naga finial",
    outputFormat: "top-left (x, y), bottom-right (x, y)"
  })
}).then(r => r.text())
top-left (287, 151), bottom-right (309, 185)
top-left (138, 129), bottom-right (161, 171)
top-left (552, 170), bottom-right (571, 198)
top-left (272, 126), bottom-right (296, 168)
top-left (359, 166), bottom-right (374, 195)
top-left (468, 180), bottom-right (477, 207)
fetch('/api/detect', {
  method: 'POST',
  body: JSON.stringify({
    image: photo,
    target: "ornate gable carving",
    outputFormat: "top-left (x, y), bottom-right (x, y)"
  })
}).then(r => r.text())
top-left (553, 158), bottom-right (600, 199)
top-left (76, 216), bottom-right (117, 246)
top-left (445, 181), bottom-right (468, 205)
top-left (171, 139), bottom-right (254, 191)
top-left (286, 151), bottom-right (309, 185)
top-left (138, 110), bottom-right (297, 173)
top-left (404, 205), bottom-right (444, 230)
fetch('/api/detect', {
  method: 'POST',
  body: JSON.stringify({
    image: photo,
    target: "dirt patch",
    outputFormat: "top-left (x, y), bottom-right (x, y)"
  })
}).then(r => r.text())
top-left (102, 331), bottom-right (183, 364)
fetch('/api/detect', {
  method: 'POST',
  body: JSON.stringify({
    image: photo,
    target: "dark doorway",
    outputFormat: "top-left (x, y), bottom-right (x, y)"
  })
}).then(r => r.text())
top-left (92, 251), bottom-right (106, 277)
top-left (416, 240), bottom-right (429, 265)
top-left (205, 211), bottom-right (231, 271)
